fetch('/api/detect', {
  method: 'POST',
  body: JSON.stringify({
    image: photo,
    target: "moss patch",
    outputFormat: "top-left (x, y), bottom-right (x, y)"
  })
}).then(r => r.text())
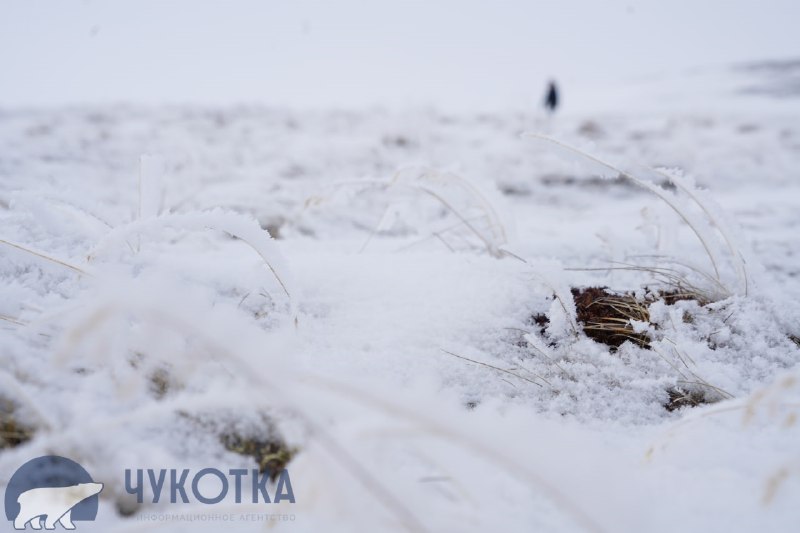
top-left (0, 398), bottom-right (34, 449)
top-left (221, 432), bottom-right (297, 480)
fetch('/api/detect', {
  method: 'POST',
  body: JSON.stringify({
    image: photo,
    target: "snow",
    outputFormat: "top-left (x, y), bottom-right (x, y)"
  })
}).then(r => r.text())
top-left (2, 59), bottom-right (800, 532)
top-left (3, 1), bottom-right (800, 112)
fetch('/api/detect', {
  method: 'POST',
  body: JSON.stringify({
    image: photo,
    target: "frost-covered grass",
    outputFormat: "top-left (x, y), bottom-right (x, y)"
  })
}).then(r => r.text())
top-left (1, 104), bottom-right (800, 532)
top-left (525, 133), bottom-right (750, 300)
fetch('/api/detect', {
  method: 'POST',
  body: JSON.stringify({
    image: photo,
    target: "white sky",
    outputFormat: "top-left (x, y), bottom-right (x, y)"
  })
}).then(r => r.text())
top-left (1, 0), bottom-right (799, 110)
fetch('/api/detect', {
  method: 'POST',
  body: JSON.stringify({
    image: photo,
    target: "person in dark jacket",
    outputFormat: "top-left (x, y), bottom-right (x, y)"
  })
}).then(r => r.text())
top-left (544, 80), bottom-right (559, 113)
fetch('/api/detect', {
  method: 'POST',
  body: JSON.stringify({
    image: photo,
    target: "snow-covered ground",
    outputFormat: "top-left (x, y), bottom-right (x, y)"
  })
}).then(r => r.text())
top-left (1, 63), bottom-right (800, 532)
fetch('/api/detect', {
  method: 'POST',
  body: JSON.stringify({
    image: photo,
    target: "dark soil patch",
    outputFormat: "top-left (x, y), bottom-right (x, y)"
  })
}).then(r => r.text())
top-left (540, 174), bottom-right (629, 188)
top-left (529, 288), bottom-right (716, 414)
top-left (577, 120), bottom-right (606, 139)
top-left (571, 287), bottom-right (651, 350)
top-left (531, 313), bottom-right (549, 334)
top-left (572, 287), bottom-right (700, 350)
top-left (180, 410), bottom-right (298, 481)
top-left (221, 432), bottom-right (297, 481)
top-left (665, 387), bottom-right (710, 412)
top-left (531, 287), bottom-right (699, 352)
top-left (148, 368), bottom-right (172, 399)
top-left (0, 399), bottom-right (34, 449)
top-left (382, 135), bottom-right (414, 149)
top-left (498, 183), bottom-right (532, 197)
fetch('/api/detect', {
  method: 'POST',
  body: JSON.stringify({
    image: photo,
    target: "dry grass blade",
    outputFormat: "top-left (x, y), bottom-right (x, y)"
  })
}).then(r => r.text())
top-left (0, 313), bottom-right (26, 327)
top-left (319, 168), bottom-right (508, 257)
top-left (676, 380), bottom-right (733, 400)
top-left (51, 294), bottom-right (428, 532)
top-left (397, 169), bottom-right (508, 249)
top-left (301, 373), bottom-right (607, 533)
top-left (393, 214), bottom-right (490, 253)
top-left (572, 288), bottom-right (651, 349)
top-left (86, 212), bottom-right (294, 302)
top-left (566, 263), bottom-right (723, 304)
top-left (441, 349), bottom-right (549, 387)
top-left (0, 238), bottom-right (90, 275)
top-left (405, 183), bottom-right (503, 257)
top-left (524, 134), bottom-right (726, 287)
top-left (650, 167), bottom-right (748, 296)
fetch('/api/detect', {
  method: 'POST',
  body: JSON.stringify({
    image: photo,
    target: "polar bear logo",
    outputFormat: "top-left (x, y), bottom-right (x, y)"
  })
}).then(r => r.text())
top-left (14, 482), bottom-right (103, 530)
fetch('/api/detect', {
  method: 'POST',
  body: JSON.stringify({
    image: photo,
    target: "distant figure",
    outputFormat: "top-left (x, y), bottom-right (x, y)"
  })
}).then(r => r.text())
top-left (543, 80), bottom-right (559, 113)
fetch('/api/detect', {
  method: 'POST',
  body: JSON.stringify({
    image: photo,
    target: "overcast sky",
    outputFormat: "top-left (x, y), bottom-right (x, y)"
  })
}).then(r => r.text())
top-left (2, 0), bottom-right (799, 110)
